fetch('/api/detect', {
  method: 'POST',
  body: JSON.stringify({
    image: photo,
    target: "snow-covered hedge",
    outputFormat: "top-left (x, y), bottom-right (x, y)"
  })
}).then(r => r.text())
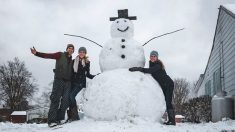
top-left (181, 95), bottom-right (212, 123)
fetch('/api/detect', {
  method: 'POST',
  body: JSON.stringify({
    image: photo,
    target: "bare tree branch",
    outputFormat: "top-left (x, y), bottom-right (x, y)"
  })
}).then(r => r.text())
top-left (172, 78), bottom-right (190, 114)
top-left (0, 57), bottom-right (38, 110)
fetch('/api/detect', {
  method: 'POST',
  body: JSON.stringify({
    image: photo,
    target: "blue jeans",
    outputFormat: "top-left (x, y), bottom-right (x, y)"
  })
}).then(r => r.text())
top-left (70, 82), bottom-right (84, 107)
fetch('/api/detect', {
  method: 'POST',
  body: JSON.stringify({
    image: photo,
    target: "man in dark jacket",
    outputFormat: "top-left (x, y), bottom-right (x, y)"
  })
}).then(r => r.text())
top-left (30, 44), bottom-right (74, 127)
top-left (129, 50), bottom-right (176, 125)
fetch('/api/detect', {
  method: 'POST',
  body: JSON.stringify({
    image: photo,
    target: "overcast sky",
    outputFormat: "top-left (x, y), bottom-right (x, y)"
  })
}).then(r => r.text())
top-left (0, 0), bottom-right (235, 96)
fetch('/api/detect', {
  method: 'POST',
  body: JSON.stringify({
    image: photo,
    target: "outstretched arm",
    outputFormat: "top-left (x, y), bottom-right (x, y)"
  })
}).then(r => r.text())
top-left (86, 62), bottom-right (95, 79)
top-left (142, 64), bottom-right (161, 74)
top-left (30, 46), bottom-right (61, 59)
top-left (129, 64), bottom-right (161, 74)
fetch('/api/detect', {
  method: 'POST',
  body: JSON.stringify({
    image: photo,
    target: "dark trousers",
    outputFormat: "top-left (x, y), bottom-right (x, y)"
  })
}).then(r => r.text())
top-left (161, 80), bottom-right (174, 110)
top-left (48, 79), bottom-right (71, 124)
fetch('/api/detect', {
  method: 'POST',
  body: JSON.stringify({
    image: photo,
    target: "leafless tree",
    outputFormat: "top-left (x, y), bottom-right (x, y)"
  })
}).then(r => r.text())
top-left (172, 78), bottom-right (190, 114)
top-left (0, 57), bottom-right (38, 110)
top-left (188, 80), bottom-right (198, 99)
top-left (35, 82), bottom-right (52, 108)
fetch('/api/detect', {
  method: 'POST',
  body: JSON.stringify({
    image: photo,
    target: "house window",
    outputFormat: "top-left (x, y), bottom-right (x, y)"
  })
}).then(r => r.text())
top-left (213, 68), bottom-right (221, 96)
top-left (205, 80), bottom-right (211, 96)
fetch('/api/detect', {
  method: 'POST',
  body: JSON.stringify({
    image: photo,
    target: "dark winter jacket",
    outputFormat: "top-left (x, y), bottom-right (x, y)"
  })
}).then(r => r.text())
top-left (54, 52), bottom-right (73, 81)
top-left (72, 59), bottom-right (95, 88)
top-left (142, 60), bottom-right (174, 89)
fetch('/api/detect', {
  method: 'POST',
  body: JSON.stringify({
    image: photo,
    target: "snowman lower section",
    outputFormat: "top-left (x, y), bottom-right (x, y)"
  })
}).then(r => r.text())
top-left (83, 69), bottom-right (166, 122)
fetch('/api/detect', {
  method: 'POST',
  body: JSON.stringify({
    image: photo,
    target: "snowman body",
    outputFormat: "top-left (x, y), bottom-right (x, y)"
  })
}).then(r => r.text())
top-left (83, 10), bottom-right (165, 122)
top-left (100, 37), bottom-right (145, 72)
top-left (83, 69), bottom-right (166, 121)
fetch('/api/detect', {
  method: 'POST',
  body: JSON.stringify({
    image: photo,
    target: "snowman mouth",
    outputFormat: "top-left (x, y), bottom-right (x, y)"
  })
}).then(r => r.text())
top-left (117, 27), bottom-right (129, 32)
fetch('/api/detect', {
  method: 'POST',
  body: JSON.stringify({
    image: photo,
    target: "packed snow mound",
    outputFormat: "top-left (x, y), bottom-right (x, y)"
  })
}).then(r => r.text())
top-left (99, 38), bottom-right (145, 72)
top-left (83, 69), bottom-right (166, 121)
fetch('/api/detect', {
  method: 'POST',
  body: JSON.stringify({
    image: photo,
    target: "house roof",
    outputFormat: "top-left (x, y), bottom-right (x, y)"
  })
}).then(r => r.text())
top-left (11, 111), bottom-right (26, 116)
top-left (175, 115), bottom-right (185, 118)
top-left (198, 5), bottom-right (235, 86)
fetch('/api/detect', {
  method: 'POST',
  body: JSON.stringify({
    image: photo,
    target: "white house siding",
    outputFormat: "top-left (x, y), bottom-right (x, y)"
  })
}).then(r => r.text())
top-left (219, 6), bottom-right (235, 96)
top-left (197, 5), bottom-right (235, 97)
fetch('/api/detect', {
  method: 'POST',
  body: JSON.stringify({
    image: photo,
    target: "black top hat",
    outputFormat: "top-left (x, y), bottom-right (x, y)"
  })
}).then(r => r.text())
top-left (110, 9), bottom-right (137, 21)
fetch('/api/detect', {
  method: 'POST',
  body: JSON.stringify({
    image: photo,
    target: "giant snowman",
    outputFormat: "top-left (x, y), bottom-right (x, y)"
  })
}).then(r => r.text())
top-left (83, 9), bottom-right (166, 122)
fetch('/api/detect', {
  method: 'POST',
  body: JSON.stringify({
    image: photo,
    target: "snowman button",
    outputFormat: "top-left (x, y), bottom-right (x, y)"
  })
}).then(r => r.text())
top-left (121, 39), bottom-right (125, 42)
top-left (121, 54), bottom-right (125, 59)
top-left (121, 45), bottom-right (125, 48)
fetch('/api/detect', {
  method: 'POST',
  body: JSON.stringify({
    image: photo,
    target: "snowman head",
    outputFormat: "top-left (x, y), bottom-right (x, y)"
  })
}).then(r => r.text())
top-left (110, 9), bottom-right (137, 38)
top-left (111, 18), bottom-right (134, 38)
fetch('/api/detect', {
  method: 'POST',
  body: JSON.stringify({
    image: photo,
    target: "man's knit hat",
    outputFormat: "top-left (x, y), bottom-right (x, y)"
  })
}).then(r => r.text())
top-left (150, 50), bottom-right (158, 57)
top-left (66, 44), bottom-right (74, 50)
top-left (78, 47), bottom-right (87, 54)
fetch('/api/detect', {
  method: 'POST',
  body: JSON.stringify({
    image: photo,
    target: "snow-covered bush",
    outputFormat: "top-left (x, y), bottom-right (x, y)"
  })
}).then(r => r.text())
top-left (182, 95), bottom-right (212, 123)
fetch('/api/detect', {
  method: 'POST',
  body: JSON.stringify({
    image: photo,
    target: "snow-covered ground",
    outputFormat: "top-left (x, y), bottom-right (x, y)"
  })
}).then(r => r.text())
top-left (1, 119), bottom-right (235, 132)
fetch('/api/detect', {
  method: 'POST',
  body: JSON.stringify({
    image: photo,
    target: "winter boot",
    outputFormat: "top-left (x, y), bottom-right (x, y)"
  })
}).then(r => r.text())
top-left (68, 106), bottom-right (80, 122)
top-left (67, 109), bottom-right (72, 121)
top-left (48, 122), bottom-right (57, 127)
top-left (164, 109), bottom-right (176, 125)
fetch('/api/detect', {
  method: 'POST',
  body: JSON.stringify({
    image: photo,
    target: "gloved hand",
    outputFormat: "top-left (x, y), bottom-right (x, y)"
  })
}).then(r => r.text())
top-left (96, 73), bottom-right (101, 76)
top-left (92, 73), bottom-right (100, 79)
top-left (129, 67), bottom-right (143, 72)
